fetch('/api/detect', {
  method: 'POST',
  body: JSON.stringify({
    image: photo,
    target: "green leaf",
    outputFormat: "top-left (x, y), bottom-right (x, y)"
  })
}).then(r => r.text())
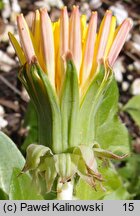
top-left (79, 65), bottom-right (106, 145)
top-left (19, 63), bottom-right (62, 154)
top-left (44, 157), bottom-right (57, 192)
top-left (34, 64), bottom-right (62, 153)
top-left (123, 95), bottom-right (140, 127)
top-left (0, 0), bottom-right (4, 10)
top-left (23, 144), bottom-right (52, 171)
top-left (60, 59), bottom-right (79, 150)
top-left (95, 77), bottom-right (129, 155)
top-left (74, 145), bottom-right (98, 172)
top-left (94, 148), bottom-right (128, 160)
top-left (0, 132), bottom-right (25, 194)
top-left (0, 188), bottom-right (8, 200)
top-left (75, 162), bottom-right (130, 200)
top-left (44, 191), bottom-right (57, 200)
top-left (96, 118), bottom-right (129, 154)
top-left (21, 102), bottom-right (38, 153)
top-left (118, 154), bottom-right (140, 198)
top-left (103, 187), bottom-right (130, 200)
top-left (38, 156), bottom-right (57, 193)
top-left (94, 75), bottom-right (118, 127)
top-left (9, 168), bottom-right (43, 200)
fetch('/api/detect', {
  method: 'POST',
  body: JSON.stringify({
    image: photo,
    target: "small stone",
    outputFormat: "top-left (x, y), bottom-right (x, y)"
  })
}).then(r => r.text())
top-left (18, 0), bottom-right (27, 9)
top-left (21, 88), bottom-right (30, 102)
top-left (2, 0), bottom-right (11, 20)
top-left (0, 50), bottom-right (15, 65)
top-left (10, 0), bottom-right (21, 23)
top-left (80, 3), bottom-right (91, 19)
top-left (35, 0), bottom-right (63, 11)
top-left (48, 0), bottom-right (63, 8)
top-left (122, 81), bottom-right (129, 92)
top-left (114, 69), bottom-right (123, 83)
top-left (113, 58), bottom-right (125, 82)
top-left (0, 24), bottom-right (14, 42)
top-left (0, 64), bottom-right (13, 73)
top-left (125, 32), bottom-right (132, 42)
top-left (89, 0), bottom-right (102, 9)
top-left (132, 42), bottom-right (140, 54)
top-left (131, 78), bottom-right (140, 95)
top-left (132, 34), bottom-right (140, 44)
top-left (127, 74), bottom-right (133, 81)
top-left (11, 0), bottom-right (21, 13)
top-left (127, 64), bottom-right (134, 71)
top-left (10, 0), bottom-right (21, 22)
top-left (0, 105), bottom-right (5, 117)
top-left (35, 1), bottom-right (50, 10)
top-left (81, 2), bottom-right (89, 11)
top-left (125, 41), bottom-right (140, 57)
top-left (109, 3), bottom-right (128, 25)
top-left (0, 50), bottom-right (16, 72)
top-left (7, 44), bottom-right (15, 55)
top-left (0, 117), bottom-right (8, 129)
top-left (50, 8), bottom-right (61, 22)
top-left (15, 56), bottom-right (20, 63)
top-left (133, 61), bottom-right (140, 72)
top-left (0, 105), bottom-right (8, 129)
top-left (114, 58), bottom-right (125, 72)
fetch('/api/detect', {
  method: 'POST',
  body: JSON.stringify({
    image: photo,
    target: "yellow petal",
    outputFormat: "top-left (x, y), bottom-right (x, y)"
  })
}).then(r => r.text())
top-left (8, 32), bottom-right (26, 65)
top-left (104, 16), bottom-right (116, 58)
top-left (31, 10), bottom-right (45, 70)
top-left (54, 21), bottom-right (61, 92)
top-left (81, 14), bottom-right (87, 45)
top-left (32, 10), bottom-right (40, 52)
top-left (54, 7), bottom-right (69, 93)
top-left (53, 21), bottom-right (60, 58)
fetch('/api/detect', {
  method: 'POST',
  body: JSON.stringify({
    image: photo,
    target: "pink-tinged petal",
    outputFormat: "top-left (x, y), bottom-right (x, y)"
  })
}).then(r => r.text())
top-left (17, 14), bottom-right (35, 63)
top-left (69, 6), bottom-right (82, 75)
top-left (108, 18), bottom-right (133, 66)
top-left (40, 8), bottom-right (55, 88)
top-left (80, 12), bottom-right (97, 84)
top-left (25, 12), bottom-right (35, 32)
top-left (60, 6), bottom-right (69, 56)
top-left (97, 10), bottom-right (112, 61)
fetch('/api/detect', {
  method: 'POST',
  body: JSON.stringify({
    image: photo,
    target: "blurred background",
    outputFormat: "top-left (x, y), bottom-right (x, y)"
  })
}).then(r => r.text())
top-left (0, 0), bottom-right (140, 199)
